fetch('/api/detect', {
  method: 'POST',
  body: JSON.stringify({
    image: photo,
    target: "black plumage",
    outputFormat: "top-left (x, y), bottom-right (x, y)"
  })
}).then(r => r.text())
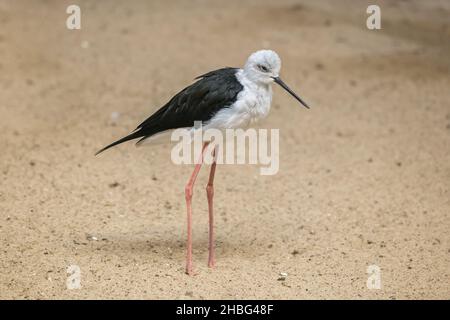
top-left (96, 67), bottom-right (243, 155)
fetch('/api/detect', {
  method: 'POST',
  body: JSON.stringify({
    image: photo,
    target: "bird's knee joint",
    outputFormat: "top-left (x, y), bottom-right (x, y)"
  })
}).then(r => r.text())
top-left (185, 185), bottom-right (193, 200)
top-left (206, 184), bottom-right (214, 196)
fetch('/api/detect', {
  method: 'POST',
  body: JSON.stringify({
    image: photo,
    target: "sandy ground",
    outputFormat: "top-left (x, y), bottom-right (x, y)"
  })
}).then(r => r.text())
top-left (0, 0), bottom-right (449, 299)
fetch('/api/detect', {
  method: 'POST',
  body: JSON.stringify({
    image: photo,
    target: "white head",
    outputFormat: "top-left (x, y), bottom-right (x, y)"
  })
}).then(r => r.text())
top-left (243, 50), bottom-right (281, 84)
top-left (243, 49), bottom-right (309, 109)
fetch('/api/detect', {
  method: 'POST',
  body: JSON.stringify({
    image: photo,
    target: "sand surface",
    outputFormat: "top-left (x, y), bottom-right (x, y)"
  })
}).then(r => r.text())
top-left (0, 0), bottom-right (449, 299)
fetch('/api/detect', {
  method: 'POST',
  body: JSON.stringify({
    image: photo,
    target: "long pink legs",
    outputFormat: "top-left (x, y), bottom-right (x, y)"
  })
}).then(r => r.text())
top-left (206, 146), bottom-right (217, 268)
top-left (184, 142), bottom-right (210, 275)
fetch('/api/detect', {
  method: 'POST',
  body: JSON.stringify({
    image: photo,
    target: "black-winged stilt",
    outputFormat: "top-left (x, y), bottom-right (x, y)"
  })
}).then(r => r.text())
top-left (96, 50), bottom-right (309, 275)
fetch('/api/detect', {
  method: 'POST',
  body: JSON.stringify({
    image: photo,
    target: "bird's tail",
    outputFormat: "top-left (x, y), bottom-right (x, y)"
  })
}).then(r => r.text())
top-left (95, 130), bottom-right (143, 155)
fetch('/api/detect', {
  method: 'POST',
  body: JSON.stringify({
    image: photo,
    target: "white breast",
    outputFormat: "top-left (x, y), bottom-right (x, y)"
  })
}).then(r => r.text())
top-left (205, 69), bottom-right (272, 130)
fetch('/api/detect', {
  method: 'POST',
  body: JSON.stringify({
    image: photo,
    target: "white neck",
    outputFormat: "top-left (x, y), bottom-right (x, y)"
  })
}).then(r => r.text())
top-left (238, 69), bottom-right (272, 92)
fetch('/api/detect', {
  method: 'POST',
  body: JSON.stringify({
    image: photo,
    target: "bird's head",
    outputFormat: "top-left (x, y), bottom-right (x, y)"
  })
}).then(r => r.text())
top-left (243, 49), bottom-right (309, 109)
top-left (244, 50), bottom-right (281, 84)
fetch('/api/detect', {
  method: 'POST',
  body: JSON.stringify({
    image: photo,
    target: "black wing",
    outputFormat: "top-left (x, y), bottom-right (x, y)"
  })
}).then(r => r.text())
top-left (96, 67), bottom-right (243, 155)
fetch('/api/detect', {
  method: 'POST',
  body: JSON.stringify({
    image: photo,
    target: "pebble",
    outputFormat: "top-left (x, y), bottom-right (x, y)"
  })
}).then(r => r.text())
top-left (86, 234), bottom-right (98, 241)
top-left (278, 272), bottom-right (288, 281)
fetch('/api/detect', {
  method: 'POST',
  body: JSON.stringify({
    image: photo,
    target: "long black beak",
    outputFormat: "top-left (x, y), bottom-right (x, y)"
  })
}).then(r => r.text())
top-left (272, 77), bottom-right (309, 109)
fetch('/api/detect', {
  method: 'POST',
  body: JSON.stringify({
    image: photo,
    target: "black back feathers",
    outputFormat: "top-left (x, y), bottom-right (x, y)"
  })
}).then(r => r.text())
top-left (96, 67), bottom-right (243, 155)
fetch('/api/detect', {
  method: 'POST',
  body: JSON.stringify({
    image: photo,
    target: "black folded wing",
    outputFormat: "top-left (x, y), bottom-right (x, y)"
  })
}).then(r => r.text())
top-left (96, 67), bottom-right (243, 155)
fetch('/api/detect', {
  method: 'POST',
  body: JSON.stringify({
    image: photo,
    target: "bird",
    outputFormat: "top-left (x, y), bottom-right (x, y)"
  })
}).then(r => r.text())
top-left (96, 50), bottom-right (309, 275)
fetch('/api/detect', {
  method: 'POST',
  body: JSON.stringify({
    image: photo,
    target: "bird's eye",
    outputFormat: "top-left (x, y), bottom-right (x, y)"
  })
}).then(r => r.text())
top-left (258, 64), bottom-right (269, 72)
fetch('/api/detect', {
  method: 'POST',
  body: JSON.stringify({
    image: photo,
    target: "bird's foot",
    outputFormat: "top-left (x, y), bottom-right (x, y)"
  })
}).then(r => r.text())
top-left (185, 266), bottom-right (195, 276)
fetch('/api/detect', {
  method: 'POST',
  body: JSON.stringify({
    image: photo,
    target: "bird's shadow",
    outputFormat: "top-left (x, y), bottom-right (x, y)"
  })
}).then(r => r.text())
top-left (86, 232), bottom-right (270, 262)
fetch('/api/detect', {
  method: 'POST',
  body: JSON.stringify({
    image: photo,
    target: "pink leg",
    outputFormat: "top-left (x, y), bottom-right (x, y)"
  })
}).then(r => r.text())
top-left (185, 142), bottom-right (209, 275)
top-left (206, 146), bottom-right (217, 268)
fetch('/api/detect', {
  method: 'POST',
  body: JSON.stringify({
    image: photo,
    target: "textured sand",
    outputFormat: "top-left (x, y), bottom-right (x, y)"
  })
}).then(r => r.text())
top-left (0, 0), bottom-right (449, 299)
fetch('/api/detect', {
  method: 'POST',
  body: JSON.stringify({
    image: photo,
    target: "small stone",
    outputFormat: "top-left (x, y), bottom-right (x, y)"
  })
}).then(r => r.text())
top-left (109, 182), bottom-right (120, 188)
top-left (86, 234), bottom-right (98, 241)
top-left (278, 272), bottom-right (288, 281)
